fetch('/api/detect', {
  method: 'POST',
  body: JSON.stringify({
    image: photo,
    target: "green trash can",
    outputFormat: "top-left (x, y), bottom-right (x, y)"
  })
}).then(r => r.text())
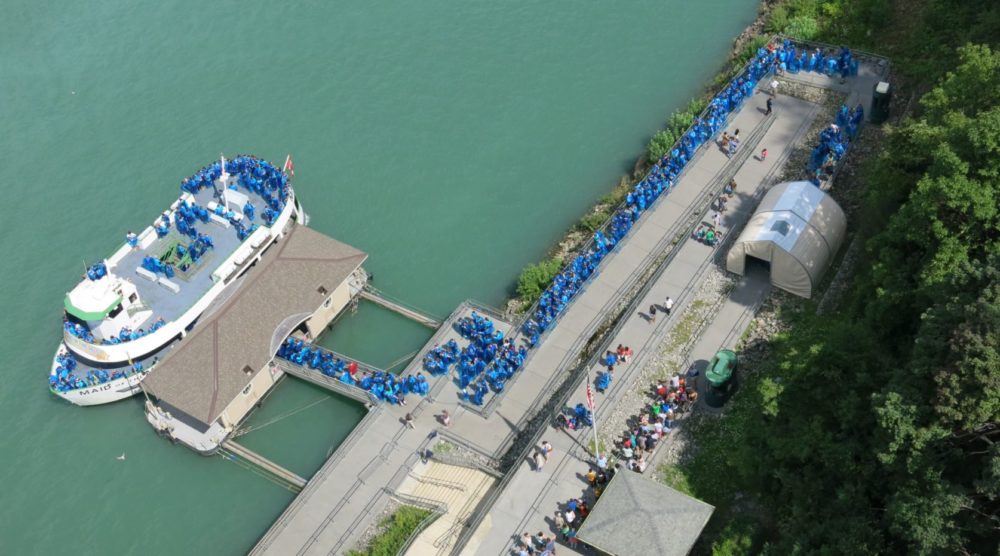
top-left (871, 81), bottom-right (891, 124)
top-left (704, 349), bottom-right (738, 408)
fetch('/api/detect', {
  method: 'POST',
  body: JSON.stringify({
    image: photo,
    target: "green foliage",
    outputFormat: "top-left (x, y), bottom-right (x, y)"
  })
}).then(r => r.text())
top-left (657, 464), bottom-right (694, 496)
top-left (684, 37), bottom-right (1000, 556)
top-left (516, 257), bottom-right (563, 306)
top-left (579, 210), bottom-right (611, 233)
top-left (346, 506), bottom-right (433, 556)
top-left (784, 16), bottom-right (819, 39)
top-left (647, 129), bottom-right (677, 163)
top-left (710, 515), bottom-right (760, 556)
top-left (646, 100), bottom-right (705, 163)
top-left (765, 5), bottom-right (789, 33)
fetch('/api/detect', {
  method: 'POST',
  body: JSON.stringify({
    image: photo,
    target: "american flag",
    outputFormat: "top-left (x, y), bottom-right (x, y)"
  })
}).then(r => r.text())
top-left (586, 375), bottom-right (595, 410)
top-left (283, 154), bottom-right (295, 177)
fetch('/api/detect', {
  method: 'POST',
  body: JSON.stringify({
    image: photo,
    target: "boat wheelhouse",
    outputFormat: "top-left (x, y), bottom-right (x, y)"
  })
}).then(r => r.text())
top-left (51, 155), bottom-right (300, 405)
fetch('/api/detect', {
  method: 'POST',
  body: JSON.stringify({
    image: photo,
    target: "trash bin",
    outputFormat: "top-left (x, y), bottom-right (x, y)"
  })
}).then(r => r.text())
top-left (871, 81), bottom-right (891, 124)
top-left (704, 349), bottom-right (738, 408)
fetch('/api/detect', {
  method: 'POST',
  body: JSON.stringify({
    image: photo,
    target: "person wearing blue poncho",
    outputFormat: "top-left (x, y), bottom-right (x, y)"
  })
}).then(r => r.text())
top-left (126, 231), bottom-right (138, 248)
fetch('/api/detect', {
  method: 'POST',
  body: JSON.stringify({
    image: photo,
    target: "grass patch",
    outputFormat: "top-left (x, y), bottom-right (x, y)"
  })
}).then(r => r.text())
top-left (657, 463), bottom-right (694, 497)
top-left (346, 506), bottom-right (434, 556)
top-left (665, 299), bottom-right (708, 353)
top-left (433, 441), bottom-right (454, 454)
top-left (586, 438), bottom-right (610, 456)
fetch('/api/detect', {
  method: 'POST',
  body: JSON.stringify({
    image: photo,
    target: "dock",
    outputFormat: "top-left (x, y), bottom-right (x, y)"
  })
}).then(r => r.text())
top-left (220, 439), bottom-right (307, 491)
top-left (361, 287), bottom-right (442, 328)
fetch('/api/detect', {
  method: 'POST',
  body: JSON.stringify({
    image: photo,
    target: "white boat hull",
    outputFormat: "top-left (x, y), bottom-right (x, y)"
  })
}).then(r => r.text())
top-left (52, 370), bottom-right (149, 406)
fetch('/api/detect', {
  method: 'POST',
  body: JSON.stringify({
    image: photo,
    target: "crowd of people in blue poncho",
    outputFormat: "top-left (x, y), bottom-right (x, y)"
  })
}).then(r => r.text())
top-left (807, 105), bottom-right (863, 186)
top-left (421, 312), bottom-right (528, 405)
top-left (64, 317), bottom-right (167, 345)
top-left (85, 262), bottom-right (108, 281)
top-left (277, 337), bottom-right (429, 404)
top-left (49, 351), bottom-right (148, 392)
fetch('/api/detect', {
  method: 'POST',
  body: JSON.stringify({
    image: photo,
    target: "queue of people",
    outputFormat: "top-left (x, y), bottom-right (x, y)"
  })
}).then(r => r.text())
top-left (278, 337), bottom-right (428, 403)
top-left (519, 39), bottom-right (853, 375)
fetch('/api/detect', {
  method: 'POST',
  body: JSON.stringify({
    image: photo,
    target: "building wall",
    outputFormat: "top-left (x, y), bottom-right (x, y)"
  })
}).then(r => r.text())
top-left (218, 365), bottom-right (279, 430)
top-left (304, 279), bottom-right (353, 339)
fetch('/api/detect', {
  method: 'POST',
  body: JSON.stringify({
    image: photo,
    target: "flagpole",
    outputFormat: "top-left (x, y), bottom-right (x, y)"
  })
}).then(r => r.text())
top-left (587, 373), bottom-right (601, 460)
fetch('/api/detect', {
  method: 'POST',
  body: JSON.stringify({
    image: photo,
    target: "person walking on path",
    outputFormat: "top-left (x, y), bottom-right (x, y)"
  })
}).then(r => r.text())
top-left (540, 440), bottom-right (553, 462)
top-left (665, 296), bottom-right (674, 315)
top-left (440, 409), bottom-right (451, 427)
top-left (534, 451), bottom-right (546, 472)
top-left (404, 413), bottom-right (415, 429)
top-left (765, 97), bottom-right (773, 116)
top-left (761, 148), bottom-right (769, 161)
top-left (648, 304), bottom-right (657, 324)
top-left (713, 211), bottom-right (722, 229)
top-left (769, 78), bottom-right (779, 97)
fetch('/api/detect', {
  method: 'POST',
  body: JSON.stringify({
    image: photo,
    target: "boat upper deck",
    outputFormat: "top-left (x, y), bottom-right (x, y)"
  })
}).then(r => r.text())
top-left (106, 185), bottom-right (267, 326)
top-left (63, 156), bottom-right (297, 351)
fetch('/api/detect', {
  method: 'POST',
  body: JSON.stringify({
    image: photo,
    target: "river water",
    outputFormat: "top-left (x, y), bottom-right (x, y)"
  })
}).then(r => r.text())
top-left (0, 0), bottom-right (755, 553)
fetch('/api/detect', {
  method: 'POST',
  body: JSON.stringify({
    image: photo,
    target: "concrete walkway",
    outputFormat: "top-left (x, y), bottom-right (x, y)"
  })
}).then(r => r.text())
top-left (464, 91), bottom-right (816, 555)
top-left (463, 65), bottom-right (888, 556)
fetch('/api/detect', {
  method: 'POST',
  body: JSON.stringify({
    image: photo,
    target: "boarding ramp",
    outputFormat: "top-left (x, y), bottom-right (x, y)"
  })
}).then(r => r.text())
top-left (273, 350), bottom-right (382, 405)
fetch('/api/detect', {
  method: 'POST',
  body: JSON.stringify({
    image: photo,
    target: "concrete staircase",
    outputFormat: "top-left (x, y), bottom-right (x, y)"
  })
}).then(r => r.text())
top-left (396, 461), bottom-right (496, 556)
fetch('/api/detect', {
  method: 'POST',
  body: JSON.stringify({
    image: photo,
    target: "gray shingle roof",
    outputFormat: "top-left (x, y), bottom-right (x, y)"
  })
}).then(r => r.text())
top-left (575, 470), bottom-right (715, 556)
top-left (142, 224), bottom-right (367, 425)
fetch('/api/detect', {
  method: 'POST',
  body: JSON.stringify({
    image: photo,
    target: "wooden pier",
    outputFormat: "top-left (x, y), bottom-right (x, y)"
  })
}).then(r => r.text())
top-left (361, 287), bottom-right (442, 328)
top-left (221, 440), bottom-right (307, 491)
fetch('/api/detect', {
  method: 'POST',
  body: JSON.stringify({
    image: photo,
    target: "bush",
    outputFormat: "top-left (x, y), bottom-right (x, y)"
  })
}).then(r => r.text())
top-left (647, 129), bottom-right (678, 163)
top-left (711, 516), bottom-right (761, 556)
top-left (346, 506), bottom-right (433, 556)
top-left (516, 257), bottom-right (564, 305)
top-left (765, 5), bottom-right (790, 33)
top-left (579, 209), bottom-right (611, 233)
top-left (784, 15), bottom-right (819, 39)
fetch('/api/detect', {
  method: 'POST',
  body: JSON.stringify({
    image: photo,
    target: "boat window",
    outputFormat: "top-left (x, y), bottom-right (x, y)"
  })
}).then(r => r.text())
top-left (108, 304), bottom-right (123, 318)
top-left (129, 293), bottom-right (138, 303)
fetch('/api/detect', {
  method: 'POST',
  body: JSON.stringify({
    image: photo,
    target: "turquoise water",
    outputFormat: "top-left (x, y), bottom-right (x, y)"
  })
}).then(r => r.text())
top-left (0, 0), bottom-right (756, 553)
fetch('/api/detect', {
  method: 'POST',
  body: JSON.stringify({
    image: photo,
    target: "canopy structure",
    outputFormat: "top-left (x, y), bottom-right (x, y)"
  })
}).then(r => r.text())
top-left (726, 181), bottom-right (846, 298)
top-left (576, 469), bottom-right (715, 556)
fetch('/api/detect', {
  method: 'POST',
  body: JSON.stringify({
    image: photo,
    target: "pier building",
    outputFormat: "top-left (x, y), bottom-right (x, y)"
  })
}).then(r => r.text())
top-left (142, 224), bottom-right (368, 454)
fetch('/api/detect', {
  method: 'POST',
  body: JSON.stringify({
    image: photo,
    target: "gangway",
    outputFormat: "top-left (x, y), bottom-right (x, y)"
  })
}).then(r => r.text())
top-left (220, 439), bottom-right (307, 491)
top-left (361, 286), bottom-right (442, 328)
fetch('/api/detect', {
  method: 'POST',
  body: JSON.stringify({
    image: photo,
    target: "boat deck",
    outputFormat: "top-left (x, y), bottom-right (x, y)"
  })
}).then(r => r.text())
top-left (103, 186), bottom-right (273, 333)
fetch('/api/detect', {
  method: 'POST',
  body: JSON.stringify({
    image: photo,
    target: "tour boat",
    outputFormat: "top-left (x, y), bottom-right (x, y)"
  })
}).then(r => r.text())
top-left (50, 155), bottom-right (302, 406)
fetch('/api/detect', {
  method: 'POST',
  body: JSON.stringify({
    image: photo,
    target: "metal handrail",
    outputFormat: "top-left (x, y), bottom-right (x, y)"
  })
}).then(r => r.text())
top-left (274, 359), bottom-right (379, 405)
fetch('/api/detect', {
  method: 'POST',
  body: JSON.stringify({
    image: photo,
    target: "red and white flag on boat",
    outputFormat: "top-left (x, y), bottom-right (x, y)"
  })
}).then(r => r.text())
top-left (586, 375), bottom-right (595, 410)
top-left (283, 154), bottom-right (295, 177)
